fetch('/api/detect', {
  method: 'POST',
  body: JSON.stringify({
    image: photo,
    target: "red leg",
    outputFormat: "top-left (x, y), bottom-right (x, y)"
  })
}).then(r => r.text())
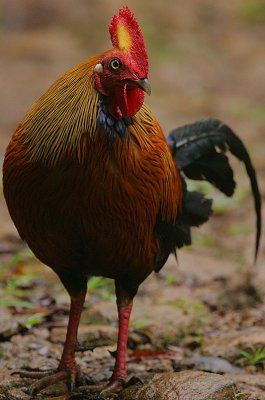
top-left (100, 281), bottom-right (135, 395)
top-left (78, 301), bottom-right (133, 396)
top-left (112, 301), bottom-right (133, 382)
top-left (19, 289), bottom-right (87, 395)
top-left (58, 289), bottom-right (87, 374)
top-left (77, 281), bottom-right (138, 396)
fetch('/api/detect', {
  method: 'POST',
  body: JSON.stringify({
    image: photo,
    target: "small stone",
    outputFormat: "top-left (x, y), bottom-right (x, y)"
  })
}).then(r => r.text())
top-left (38, 346), bottom-right (49, 356)
top-left (174, 355), bottom-right (241, 374)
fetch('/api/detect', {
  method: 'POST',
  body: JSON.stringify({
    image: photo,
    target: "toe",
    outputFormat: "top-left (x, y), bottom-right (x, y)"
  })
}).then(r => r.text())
top-left (28, 370), bottom-right (67, 395)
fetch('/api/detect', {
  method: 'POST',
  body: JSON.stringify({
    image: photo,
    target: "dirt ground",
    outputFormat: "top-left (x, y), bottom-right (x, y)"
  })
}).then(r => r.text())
top-left (0, 1), bottom-right (264, 399)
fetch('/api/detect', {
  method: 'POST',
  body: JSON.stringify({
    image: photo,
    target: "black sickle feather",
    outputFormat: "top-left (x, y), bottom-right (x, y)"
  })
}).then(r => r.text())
top-left (167, 119), bottom-right (262, 262)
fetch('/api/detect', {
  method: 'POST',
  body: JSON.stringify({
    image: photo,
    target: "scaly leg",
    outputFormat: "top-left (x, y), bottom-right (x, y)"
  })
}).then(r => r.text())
top-left (77, 279), bottom-right (138, 396)
top-left (58, 289), bottom-right (87, 376)
top-left (17, 289), bottom-right (87, 394)
top-left (100, 280), bottom-right (136, 394)
top-left (111, 302), bottom-right (133, 383)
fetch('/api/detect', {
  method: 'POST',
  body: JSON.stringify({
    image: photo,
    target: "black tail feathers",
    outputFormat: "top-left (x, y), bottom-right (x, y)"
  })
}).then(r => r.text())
top-left (167, 119), bottom-right (262, 261)
top-left (174, 177), bottom-right (213, 248)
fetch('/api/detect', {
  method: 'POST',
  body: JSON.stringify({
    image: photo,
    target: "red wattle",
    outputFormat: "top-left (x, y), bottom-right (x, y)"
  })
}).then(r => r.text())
top-left (108, 84), bottom-right (144, 120)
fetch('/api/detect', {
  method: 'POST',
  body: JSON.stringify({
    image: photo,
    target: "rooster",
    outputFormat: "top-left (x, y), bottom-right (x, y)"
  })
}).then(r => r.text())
top-left (2, 6), bottom-right (261, 396)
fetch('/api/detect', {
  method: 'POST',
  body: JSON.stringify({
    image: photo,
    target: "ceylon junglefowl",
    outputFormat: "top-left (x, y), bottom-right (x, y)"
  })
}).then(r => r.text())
top-left (2, 6), bottom-right (261, 396)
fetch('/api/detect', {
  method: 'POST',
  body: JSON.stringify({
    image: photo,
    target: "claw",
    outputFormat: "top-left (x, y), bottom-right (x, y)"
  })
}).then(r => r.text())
top-left (124, 375), bottom-right (144, 387)
top-left (100, 379), bottom-right (124, 396)
top-left (12, 369), bottom-right (56, 379)
top-left (13, 366), bottom-right (82, 395)
top-left (77, 379), bottom-right (124, 398)
top-left (28, 370), bottom-right (66, 395)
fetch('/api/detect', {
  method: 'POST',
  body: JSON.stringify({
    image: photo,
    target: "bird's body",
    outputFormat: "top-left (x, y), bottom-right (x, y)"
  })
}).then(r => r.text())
top-left (4, 55), bottom-right (181, 296)
top-left (2, 6), bottom-right (261, 396)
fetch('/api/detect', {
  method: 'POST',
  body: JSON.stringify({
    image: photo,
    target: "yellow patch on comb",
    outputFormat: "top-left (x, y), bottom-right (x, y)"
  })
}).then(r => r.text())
top-left (109, 7), bottom-right (148, 74)
top-left (116, 23), bottom-right (132, 52)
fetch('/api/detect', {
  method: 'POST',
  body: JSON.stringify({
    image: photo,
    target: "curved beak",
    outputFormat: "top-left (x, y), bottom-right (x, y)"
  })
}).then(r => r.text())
top-left (130, 78), bottom-right (151, 96)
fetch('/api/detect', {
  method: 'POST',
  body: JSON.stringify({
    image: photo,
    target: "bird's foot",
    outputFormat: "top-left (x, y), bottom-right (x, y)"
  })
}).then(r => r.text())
top-left (77, 375), bottom-right (143, 398)
top-left (13, 365), bottom-right (85, 395)
top-left (77, 378), bottom-right (124, 398)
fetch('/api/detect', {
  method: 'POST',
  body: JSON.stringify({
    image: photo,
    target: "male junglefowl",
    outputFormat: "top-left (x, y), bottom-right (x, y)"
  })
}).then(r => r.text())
top-left (3, 6), bottom-right (261, 396)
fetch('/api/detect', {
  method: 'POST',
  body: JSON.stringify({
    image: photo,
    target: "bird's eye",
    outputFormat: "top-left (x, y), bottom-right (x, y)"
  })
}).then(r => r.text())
top-left (110, 58), bottom-right (122, 71)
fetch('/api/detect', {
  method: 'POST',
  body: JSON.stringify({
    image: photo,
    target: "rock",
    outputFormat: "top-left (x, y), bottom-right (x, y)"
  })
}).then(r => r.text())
top-left (174, 355), bottom-right (241, 374)
top-left (118, 370), bottom-right (236, 400)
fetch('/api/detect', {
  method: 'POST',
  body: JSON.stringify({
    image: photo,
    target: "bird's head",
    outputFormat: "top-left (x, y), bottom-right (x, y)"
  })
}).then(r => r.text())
top-left (93, 6), bottom-right (151, 120)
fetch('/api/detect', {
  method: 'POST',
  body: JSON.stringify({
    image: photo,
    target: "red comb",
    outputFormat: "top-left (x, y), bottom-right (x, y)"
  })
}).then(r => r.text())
top-left (109, 6), bottom-right (149, 76)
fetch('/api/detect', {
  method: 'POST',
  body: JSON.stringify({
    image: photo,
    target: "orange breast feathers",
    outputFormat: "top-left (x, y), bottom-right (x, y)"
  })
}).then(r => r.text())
top-left (78, 104), bottom-right (182, 277)
top-left (123, 104), bottom-right (182, 226)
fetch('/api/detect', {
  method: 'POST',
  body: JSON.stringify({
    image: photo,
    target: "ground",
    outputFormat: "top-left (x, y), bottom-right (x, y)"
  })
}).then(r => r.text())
top-left (0, 1), bottom-right (264, 399)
